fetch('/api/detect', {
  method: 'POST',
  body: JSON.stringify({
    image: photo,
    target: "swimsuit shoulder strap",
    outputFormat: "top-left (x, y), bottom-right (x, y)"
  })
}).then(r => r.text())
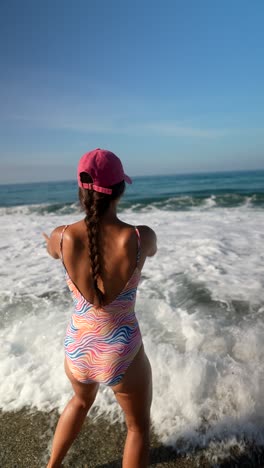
top-left (134, 226), bottom-right (141, 265)
top-left (60, 225), bottom-right (69, 264)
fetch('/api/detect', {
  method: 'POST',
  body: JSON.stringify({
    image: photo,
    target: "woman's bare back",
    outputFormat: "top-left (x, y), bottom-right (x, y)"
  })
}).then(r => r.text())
top-left (52, 219), bottom-right (156, 306)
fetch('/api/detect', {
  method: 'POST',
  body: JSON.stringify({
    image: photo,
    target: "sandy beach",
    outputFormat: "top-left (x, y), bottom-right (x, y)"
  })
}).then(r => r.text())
top-left (1, 409), bottom-right (264, 467)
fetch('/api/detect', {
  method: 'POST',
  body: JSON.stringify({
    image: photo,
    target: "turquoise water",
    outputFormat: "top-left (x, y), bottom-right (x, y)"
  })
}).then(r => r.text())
top-left (0, 169), bottom-right (264, 210)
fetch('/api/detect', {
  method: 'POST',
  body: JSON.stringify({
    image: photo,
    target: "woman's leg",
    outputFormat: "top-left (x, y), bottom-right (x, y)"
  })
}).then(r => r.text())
top-left (47, 359), bottom-right (99, 468)
top-left (111, 347), bottom-right (152, 468)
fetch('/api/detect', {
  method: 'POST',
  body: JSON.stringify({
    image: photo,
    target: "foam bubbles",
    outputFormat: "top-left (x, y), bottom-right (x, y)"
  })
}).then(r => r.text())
top-left (1, 204), bottom-right (264, 460)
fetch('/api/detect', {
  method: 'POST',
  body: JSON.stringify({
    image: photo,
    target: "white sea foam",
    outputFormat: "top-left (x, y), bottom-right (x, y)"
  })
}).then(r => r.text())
top-left (0, 205), bottom-right (264, 460)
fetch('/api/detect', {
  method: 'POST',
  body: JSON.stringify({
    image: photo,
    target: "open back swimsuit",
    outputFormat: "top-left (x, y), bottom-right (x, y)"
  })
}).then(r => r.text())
top-left (61, 225), bottom-right (143, 386)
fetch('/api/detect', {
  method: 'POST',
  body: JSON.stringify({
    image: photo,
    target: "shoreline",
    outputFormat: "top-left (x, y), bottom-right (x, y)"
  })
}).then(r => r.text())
top-left (1, 409), bottom-right (264, 467)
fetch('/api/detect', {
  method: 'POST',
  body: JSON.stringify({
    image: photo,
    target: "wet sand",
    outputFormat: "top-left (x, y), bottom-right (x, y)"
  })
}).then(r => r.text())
top-left (0, 409), bottom-right (264, 467)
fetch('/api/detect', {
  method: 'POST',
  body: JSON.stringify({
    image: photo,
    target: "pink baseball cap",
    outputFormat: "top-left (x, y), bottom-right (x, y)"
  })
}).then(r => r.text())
top-left (77, 148), bottom-right (132, 195)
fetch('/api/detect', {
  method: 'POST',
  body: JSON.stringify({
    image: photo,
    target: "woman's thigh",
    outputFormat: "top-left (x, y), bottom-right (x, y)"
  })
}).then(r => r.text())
top-left (111, 347), bottom-right (152, 429)
top-left (64, 358), bottom-right (99, 405)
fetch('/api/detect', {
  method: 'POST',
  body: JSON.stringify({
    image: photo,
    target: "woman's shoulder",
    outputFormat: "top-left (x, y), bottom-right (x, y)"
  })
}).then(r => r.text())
top-left (136, 225), bottom-right (157, 257)
top-left (49, 221), bottom-right (85, 258)
top-left (118, 222), bottom-right (156, 241)
top-left (49, 224), bottom-right (68, 241)
top-left (116, 222), bottom-right (157, 257)
top-left (50, 221), bottom-right (83, 246)
top-left (52, 221), bottom-right (84, 237)
top-left (136, 224), bottom-right (156, 236)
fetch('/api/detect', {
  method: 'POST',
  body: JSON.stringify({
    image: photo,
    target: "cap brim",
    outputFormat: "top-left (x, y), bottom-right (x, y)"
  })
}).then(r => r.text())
top-left (124, 174), bottom-right (132, 184)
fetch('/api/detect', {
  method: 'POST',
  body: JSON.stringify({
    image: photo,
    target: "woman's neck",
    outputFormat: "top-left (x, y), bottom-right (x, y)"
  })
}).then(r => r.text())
top-left (94, 200), bottom-right (120, 224)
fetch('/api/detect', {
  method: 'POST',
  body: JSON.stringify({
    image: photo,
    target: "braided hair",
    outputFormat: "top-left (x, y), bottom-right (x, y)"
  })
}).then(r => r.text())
top-left (79, 172), bottom-right (125, 305)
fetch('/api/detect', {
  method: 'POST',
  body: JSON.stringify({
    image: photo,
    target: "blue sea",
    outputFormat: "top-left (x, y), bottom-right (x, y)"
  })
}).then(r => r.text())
top-left (1, 170), bottom-right (264, 211)
top-left (1, 170), bottom-right (264, 464)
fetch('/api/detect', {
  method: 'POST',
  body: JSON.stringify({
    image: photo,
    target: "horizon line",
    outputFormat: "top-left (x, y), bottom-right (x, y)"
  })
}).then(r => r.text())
top-left (0, 167), bottom-right (264, 187)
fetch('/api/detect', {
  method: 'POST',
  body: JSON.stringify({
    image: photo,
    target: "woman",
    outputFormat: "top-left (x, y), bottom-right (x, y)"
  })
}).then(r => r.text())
top-left (43, 149), bottom-right (157, 468)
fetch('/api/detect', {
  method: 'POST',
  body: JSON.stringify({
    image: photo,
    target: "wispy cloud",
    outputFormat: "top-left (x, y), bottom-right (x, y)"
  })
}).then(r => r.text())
top-left (0, 78), bottom-right (232, 139)
top-left (3, 112), bottom-right (229, 138)
top-left (126, 122), bottom-right (228, 138)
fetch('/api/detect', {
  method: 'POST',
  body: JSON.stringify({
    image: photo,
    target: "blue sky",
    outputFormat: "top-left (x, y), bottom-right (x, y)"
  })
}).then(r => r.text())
top-left (1, 0), bottom-right (264, 183)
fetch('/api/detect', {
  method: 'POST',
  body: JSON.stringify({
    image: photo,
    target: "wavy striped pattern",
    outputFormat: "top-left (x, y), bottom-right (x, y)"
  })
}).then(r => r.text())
top-left (64, 267), bottom-right (142, 386)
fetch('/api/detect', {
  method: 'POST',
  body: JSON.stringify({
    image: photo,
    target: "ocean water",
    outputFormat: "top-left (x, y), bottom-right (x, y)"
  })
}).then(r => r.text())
top-left (1, 170), bottom-right (264, 462)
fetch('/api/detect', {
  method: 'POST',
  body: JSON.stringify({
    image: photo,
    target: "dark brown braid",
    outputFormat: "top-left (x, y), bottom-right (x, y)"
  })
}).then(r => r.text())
top-left (79, 172), bottom-right (125, 305)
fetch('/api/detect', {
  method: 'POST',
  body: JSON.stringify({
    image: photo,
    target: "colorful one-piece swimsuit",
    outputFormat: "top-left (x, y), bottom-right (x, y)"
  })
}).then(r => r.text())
top-left (61, 226), bottom-right (143, 386)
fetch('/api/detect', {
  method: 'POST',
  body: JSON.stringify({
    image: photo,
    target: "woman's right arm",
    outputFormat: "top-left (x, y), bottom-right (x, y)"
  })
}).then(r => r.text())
top-left (138, 225), bottom-right (157, 257)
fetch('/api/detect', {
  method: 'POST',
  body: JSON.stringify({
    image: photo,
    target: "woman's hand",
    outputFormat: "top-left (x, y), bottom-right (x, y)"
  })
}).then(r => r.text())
top-left (42, 232), bottom-right (50, 245)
